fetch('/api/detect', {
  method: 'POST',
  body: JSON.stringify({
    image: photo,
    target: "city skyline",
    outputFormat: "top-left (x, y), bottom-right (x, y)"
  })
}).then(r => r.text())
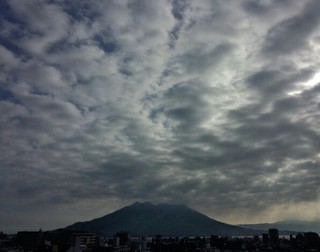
top-left (1, 0), bottom-right (320, 233)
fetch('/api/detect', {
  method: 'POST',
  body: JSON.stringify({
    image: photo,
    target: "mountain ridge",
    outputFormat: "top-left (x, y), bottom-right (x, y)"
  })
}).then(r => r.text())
top-left (65, 202), bottom-right (256, 236)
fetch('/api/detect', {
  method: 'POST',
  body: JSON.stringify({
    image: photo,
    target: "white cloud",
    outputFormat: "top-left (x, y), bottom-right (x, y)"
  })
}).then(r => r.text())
top-left (9, 0), bottom-right (69, 55)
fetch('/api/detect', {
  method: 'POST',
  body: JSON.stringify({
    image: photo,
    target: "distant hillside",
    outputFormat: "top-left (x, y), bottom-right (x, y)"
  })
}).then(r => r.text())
top-left (239, 220), bottom-right (320, 233)
top-left (65, 202), bottom-right (257, 236)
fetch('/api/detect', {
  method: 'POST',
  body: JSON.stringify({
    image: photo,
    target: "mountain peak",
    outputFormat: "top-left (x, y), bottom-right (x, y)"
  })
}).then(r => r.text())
top-left (131, 201), bottom-right (154, 207)
top-left (130, 202), bottom-right (189, 210)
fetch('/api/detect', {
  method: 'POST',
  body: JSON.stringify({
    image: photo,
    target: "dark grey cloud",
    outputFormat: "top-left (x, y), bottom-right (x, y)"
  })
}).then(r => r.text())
top-left (246, 66), bottom-right (315, 98)
top-left (0, 0), bottom-right (320, 232)
top-left (262, 0), bottom-right (320, 56)
top-left (243, 0), bottom-right (298, 16)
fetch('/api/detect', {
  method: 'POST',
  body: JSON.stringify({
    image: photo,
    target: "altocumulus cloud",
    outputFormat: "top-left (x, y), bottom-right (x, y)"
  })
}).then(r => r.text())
top-left (0, 0), bottom-right (320, 231)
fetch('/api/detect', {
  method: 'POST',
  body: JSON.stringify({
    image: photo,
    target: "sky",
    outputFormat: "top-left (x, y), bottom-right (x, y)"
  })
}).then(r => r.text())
top-left (1, 0), bottom-right (320, 233)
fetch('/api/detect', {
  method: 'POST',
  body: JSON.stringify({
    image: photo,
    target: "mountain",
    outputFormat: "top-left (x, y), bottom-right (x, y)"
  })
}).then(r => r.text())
top-left (65, 202), bottom-right (256, 236)
top-left (239, 220), bottom-right (320, 233)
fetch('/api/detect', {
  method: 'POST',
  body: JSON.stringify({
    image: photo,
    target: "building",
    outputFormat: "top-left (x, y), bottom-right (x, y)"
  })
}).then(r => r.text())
top-left (67, 232), bottom-right (96, 252)
top-left (268, 228), bottom-right (279, 243)
top-left (113, 232), bottom-right (131, 252)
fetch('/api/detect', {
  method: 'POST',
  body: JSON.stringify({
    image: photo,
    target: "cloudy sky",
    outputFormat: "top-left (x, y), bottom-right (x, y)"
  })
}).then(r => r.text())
top-left (1, 0), bottom-right (320, 232)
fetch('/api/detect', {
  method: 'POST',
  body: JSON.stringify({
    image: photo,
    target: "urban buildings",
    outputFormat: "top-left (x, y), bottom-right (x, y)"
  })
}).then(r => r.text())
top-left (1, 228), bottom-right (319, 252)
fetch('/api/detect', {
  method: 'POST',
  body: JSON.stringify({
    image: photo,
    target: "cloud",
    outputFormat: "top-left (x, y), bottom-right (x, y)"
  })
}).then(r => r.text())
top-left (7, 0), bottom-right (70, 55)
top-left (0, 0), bottom-right (320, 231)
top-left (262, 0), bottom-right (320, 56)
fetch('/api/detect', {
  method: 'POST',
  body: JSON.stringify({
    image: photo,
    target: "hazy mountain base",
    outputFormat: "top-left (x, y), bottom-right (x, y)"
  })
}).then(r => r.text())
top-left (239, 220), bottom-right (320, 233)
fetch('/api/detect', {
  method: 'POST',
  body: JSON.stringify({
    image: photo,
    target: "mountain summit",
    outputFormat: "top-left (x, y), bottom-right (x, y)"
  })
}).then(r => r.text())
top-left (65, 202), bottom-right (253, 236)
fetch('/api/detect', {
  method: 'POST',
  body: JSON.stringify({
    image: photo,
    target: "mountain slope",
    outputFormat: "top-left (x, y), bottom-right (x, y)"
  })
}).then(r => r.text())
top-left (65, 202), bottom-right (255, 236)
top-left (239, 220), bottom-right (320, 233)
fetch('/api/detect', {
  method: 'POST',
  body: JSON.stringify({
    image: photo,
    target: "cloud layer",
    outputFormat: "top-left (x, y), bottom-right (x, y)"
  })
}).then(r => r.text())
top-left (1, 0), bottom-right (320, 231)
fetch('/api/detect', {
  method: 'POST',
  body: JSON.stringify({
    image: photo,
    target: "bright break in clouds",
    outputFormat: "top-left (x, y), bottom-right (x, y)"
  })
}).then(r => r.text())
top-left (0, 0), bottom-right (320, 232)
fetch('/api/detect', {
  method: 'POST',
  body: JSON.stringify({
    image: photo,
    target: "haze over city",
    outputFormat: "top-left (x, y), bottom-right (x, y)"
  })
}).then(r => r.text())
top-left (1, 0), bottom-right (320, 233)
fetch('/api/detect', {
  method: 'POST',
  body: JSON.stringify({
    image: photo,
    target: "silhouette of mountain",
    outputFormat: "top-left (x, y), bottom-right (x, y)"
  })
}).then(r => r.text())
top-left (239, 220), bottom-right (320, 233)
top-left (65, 202), bottom-right (256, 236)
